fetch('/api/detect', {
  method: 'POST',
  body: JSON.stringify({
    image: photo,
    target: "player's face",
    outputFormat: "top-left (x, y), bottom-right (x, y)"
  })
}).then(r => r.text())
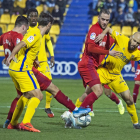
top-left (28, 12), bottom-right (38, 27)
top-left (128, 34), bottom-right (140, 51)
top-left (22, 24), bottom-right (29, 35)
top-left (98, 13), bottom-right (110, 30)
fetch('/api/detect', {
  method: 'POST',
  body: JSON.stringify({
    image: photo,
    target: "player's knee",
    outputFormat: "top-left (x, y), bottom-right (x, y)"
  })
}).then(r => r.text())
top-left (16, 94), bottom-right (21, 98)
top-left (46, 82), bottom-right (59, 96)
top-left (135, 81), bottom-right (140, 85)
top-left (95, 88), bottom-right (103, 97)
top-left (39, 93), bottom-right (43, 101)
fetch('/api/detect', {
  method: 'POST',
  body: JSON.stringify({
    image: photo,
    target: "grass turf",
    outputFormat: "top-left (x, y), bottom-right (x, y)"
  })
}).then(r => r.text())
top-left (0, 78), bottom-right (140, 140)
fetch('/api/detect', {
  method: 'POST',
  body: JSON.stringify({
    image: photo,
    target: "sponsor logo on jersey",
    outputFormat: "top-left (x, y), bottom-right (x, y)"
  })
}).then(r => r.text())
top-left (16, 38), bottom-right (21, 44)
top-left (27, 36), bottom-right (34, 43)
top-left (90, 32), bottom-right (96, 40)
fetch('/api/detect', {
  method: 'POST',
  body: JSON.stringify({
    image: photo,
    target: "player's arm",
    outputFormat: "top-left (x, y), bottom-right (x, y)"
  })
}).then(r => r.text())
top-left (7, 41), bottom-right (26, 65)
top-left (131, 61), bottom-right (135, 72)
top-left (33, 56), bottom-right (40, 69)
top-left (95, 27), bottom-right (113, 43)
top-left (45, 34), bottom-right (55, 68)
top-left (88, 43), bottom-right (121, 57)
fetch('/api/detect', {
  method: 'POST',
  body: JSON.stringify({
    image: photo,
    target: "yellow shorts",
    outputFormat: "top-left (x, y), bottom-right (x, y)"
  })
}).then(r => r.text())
top-left (37, 62), bottom-right (52, 80)
top-left (9, 69), bottom-right (40, 93)
top-left (97, 67), bottom-right (129, 93)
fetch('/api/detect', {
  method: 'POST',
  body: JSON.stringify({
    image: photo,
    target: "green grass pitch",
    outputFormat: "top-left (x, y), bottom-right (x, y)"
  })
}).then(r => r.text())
top-left (0, 77), bottom-right (140, 140)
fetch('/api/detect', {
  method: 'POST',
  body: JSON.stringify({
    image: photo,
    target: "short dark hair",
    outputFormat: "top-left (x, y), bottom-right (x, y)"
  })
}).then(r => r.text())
top-left (15, 16), bottom-right (28, 27)
top-left (99, 9), bottom-right (110, 16)
top-left (27, 8), bottom-right (38, 17)
top-left (38, 12), bottom-right (54, 26)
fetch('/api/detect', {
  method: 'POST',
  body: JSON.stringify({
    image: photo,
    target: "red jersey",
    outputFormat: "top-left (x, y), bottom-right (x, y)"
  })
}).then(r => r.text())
top-left (82, 22), bottom-right (112, 68)
top-left (0, 31), bottom-right (23, 59)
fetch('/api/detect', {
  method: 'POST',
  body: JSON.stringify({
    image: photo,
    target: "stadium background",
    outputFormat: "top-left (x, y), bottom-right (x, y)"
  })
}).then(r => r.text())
top-left (0, 0), bottom-right (140, 140)
top-left (0, 0), bottom-right (139, 80)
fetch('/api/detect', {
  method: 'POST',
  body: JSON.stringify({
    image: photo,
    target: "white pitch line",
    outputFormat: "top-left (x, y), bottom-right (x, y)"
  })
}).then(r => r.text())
top-left (0, 105), bottom-right (140, 113)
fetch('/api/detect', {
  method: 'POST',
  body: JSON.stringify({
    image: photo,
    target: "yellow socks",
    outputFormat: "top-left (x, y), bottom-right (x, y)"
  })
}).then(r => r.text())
top-left (45, 91), bottom-right (53, 109)
top-left (75, 98), bottom-right (82, 108)
top-left (22, 97), bottom-right (40, 124)
top-left (126, 104), bottom-right (138, 124)
top-left (11, 96), bottom-right (28, 125)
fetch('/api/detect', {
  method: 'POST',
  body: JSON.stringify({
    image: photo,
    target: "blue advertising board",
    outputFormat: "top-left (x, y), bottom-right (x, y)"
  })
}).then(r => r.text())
top-left (0, 56), bottom-right (137, 80)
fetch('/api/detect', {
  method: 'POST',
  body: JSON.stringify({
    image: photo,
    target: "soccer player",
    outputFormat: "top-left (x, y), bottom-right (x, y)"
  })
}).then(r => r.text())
top-left (1, 16), bottom-right (29, 128)
top-left (78, 27), bottom-right (140, 129)
top-left (131, 55), bottom-right (140, 106)
top-left (64, 9), bottom-right (124, 119)
top-left (131, 28), bottom-right (140, 106)
top-left (6, 12), bottom-right (91, 132)
top-left (27, 8), bottom-right (55, 118)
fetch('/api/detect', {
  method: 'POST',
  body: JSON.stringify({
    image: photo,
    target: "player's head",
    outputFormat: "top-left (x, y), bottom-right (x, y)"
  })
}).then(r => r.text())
top-left (98, 9), bottom-right (110, 30)
top-left (27, 8), bottom-right (38, 27)
top-left (14, 16), bottom-right (29, 35)
top-left (129, 32), bottom-right (140, 51)
top-left (38, 12), bottom-right (54, 34)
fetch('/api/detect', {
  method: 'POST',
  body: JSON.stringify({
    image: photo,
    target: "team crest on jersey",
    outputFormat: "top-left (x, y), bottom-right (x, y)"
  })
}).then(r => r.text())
top-left (90, 32), bottom-right (96, 40)
top-left (27, 36), bottom-right (34, 43)
top-left (115, 31), bottom-right (119, 36)
top-left (16, 38), bottom-right (20, 44)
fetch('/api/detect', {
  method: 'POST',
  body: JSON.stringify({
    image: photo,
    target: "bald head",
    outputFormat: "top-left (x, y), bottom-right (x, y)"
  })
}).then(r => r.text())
top-left (132, 32), bottom-right (140, 43)
top-left (128, 32), bottom-right (140, 51)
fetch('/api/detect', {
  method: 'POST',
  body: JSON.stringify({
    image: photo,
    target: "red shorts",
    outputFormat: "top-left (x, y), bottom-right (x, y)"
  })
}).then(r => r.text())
top-left (103, 84), bottom-right (110, 89)
top-left (134, 68), bottom-right (140, 81)
top-left (78, 59), bottom-right (101, 88)
top-left (32, 67), bottom-right (51, 91)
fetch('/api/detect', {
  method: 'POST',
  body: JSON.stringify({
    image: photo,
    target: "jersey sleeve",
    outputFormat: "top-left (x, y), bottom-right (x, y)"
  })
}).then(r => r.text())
top-left (111, 30), bottom-right (128, 46)
top-left (45, 33), bottom-right (51, 41)
top-left (131, 51), bottom-right (140, 62)
top-left (13, 34), bottom-right (23, 46)
top-left (22, 30), bottom-right (40, 48)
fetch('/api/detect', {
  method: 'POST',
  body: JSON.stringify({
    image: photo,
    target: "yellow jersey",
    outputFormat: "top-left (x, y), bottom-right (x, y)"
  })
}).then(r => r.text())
top-left (101, 30), bottom-right (140, 74)
top-left (9, 28), bottom-right (42, 71)
top-left (28, 23), bottom-right (53, 63)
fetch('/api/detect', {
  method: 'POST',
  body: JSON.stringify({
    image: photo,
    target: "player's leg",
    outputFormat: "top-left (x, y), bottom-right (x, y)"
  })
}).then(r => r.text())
top-left (19, 89), bottom-right (43, 132)
top-left (133, 81), bottom-right (140, 106)
top-left (119, 90), bottom-right (140, 129)
top-left (8, 70), bottom-right (41, 132)
top-left (33, 68), bottom-right (91, 128)
top-left (3, 89), bottom-right (22, 128)
top-left (109, 75), bottom-right (140, 129)
top-left (37, 62), bottom-right (54, 118)
top-left (103, 85), bottom-right (125, 115)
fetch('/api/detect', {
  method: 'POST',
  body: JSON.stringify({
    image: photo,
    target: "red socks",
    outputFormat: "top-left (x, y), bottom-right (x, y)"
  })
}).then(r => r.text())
top-left (7, 97), bottom-right (19, 120)
top-left (133, 84), bottom-right (140, 103)
top-left (54, 90), bottom-right (76, 111)
top-left (109, 92), bottom-right (120, 104)
top-left (80, 92), bottom-right (98, 108)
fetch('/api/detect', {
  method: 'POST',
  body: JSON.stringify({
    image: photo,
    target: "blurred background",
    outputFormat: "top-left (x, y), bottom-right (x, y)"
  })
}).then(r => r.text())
top-left (0, 0), bottom-right (139, 80)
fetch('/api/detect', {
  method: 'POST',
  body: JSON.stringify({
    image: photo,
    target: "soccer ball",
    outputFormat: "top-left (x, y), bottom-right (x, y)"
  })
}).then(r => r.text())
top-left (75, 114), bottom-right (91, 127)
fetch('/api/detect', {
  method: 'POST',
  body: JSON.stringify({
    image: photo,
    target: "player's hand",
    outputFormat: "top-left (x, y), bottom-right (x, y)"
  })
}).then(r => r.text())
top-left (33, 59), bottom-right (40, 69)
top-left (131, 67), bottom-right (135, 72)
top-left (109, 50), bottom-right (121, 58)
top-left (50, 56), bottom-right (55, 68)
top-left (2, 58), bottom-right (6, 65)
top-left (95, 33), bottom-right (105, 44)
top-left (6, 55), bottom-right (15, 66)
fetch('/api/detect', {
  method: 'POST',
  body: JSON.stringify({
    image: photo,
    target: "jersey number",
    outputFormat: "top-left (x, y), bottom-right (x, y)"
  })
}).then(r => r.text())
top-left (5, 49), bottom-right (11, 58)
